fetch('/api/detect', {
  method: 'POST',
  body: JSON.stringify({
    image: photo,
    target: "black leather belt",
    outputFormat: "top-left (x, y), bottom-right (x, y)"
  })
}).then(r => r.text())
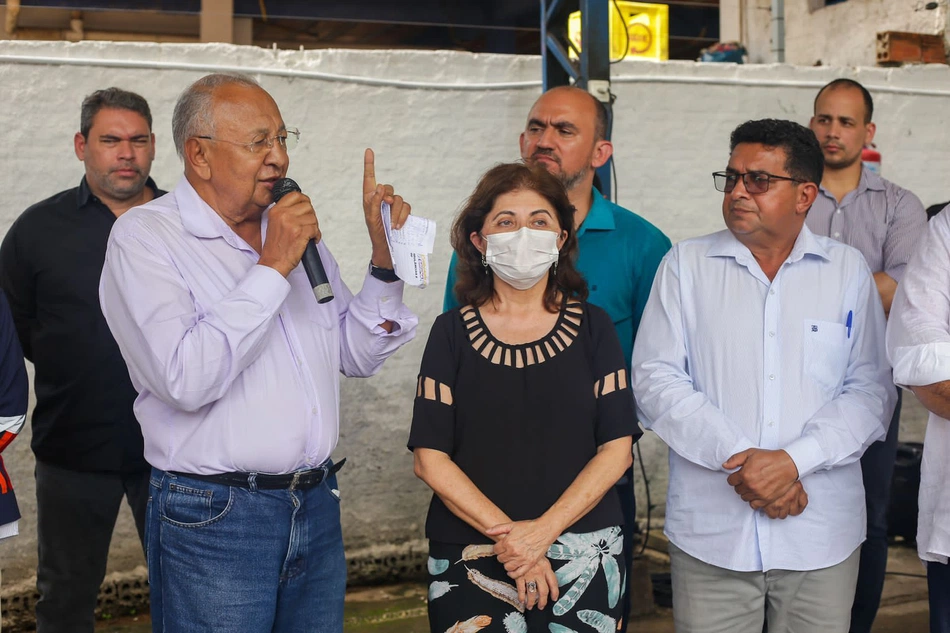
top-left (171, 458), bottom-right (346, 491)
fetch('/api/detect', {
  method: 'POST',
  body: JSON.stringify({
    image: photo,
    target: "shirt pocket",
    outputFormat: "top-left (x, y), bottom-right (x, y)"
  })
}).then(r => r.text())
top-left (802, 319), bottom-right (850, 395)
top-left (309, 301), bottom-right (337, 330)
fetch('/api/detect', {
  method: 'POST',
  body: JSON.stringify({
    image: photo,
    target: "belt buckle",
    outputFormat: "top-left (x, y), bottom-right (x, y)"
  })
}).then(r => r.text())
top-left (289, 471), bottom-right (302, 491)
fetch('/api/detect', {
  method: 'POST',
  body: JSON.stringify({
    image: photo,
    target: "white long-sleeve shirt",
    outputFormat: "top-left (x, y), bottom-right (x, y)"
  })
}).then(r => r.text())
top-left (632, 225), bottom-right (895, 572)
top-left (99, 176), bottom-right (417, 475)
top-left (886, 207), bottom-right (950, 565)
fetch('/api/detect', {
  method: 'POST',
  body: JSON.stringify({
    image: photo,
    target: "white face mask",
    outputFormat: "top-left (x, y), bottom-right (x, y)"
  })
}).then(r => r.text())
top-left (484, 227), bottom-right (560, 291)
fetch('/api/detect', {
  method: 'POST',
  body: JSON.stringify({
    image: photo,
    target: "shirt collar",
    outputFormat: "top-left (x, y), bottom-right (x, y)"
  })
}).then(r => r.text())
top-left (858, 165), bottom-right (887, 192)
top-left (76, 175), bottom-right (159, 208)
top-left (176, 176), bottom-right (259, 252)
top-left (817, 164), bottom-right (886, 202)
top-left (576, 187), bottom-right (615, 237)
top-left (706, 224), bottom-right (831, 264)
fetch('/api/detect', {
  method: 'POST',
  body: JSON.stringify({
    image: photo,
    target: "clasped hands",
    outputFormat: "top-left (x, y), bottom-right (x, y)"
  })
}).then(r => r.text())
top-left (485, 520), bottom-right (560, 611)
top-left (723, 448), bottom-right (808, 519)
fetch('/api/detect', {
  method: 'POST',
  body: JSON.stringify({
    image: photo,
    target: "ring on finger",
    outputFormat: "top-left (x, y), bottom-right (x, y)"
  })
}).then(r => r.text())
top-left (526, 581), bottom-right (538, 593)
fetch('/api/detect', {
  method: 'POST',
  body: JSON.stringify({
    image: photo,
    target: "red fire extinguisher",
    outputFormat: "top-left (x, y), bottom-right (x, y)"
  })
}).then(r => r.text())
top-left (862, 143), bottom-right (881, 175)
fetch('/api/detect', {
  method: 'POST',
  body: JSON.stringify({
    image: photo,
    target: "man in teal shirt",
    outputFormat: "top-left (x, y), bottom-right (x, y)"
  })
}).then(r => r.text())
top-left (443, 86), bottom-right (670, 626)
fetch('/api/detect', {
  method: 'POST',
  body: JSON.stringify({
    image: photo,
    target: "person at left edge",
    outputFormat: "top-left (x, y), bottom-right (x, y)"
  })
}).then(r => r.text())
top-left (0, 87), bottom-right (161, 633)
top-left (98, 73), bottom-right (418, 633)
top-left (0, 289), bottom-right (29, 621)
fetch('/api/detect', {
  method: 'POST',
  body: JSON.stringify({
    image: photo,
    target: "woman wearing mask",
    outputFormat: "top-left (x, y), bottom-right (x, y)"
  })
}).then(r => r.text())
top-left (409, 162), bottom-right (638, 633)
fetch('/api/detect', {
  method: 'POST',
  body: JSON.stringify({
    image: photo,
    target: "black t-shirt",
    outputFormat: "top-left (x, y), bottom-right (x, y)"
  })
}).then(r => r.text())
top-left (0, 178), bottom-right (164, 473)
top-left (408, 299), bottom-right (640, 545)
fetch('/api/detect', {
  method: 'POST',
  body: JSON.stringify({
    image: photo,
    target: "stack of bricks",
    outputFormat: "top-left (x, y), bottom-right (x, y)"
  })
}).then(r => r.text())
top-left (877, 31), bottom-right (947, 65)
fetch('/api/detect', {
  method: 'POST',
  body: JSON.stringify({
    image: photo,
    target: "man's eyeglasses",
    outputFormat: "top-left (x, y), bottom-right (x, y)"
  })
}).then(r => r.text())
top-left (712, 171), bottom-right (803, 194)
top-left (195, 128), bottom-right (301, 154)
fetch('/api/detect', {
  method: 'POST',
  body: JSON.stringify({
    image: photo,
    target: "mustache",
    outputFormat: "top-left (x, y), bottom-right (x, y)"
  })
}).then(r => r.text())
top-left (531, 149), bottom-right (560, 165)
top-left (728, 202), bottom-right (756, 213)
top-left (109, 164), bottom-right (143, 175)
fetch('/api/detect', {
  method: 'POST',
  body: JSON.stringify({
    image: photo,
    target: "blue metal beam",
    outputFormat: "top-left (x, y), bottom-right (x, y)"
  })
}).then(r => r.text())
top-left (540, 0), bottom-right (613, 200)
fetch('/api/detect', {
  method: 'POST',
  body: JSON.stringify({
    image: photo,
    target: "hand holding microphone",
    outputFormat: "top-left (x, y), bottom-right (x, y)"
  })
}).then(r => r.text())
top-left (259, 178), bottom-right (334, 303)
top-left (259, 150), bottom-right (409, 304)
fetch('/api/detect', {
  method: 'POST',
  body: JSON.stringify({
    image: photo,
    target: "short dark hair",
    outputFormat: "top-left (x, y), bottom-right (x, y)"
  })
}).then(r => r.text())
top-left (80, 88), bottom-right (152, 138)
top-left (450, 162), bottom-right (587, 312)
top-left (815, 79), bottom-right (874, 124)
top-left (591, 95), bottom-right (609, 141)
top-left (730, 119), bottom-right (824, 186)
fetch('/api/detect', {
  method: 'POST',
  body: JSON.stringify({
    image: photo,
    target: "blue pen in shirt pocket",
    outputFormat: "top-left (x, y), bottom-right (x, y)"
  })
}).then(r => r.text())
top-left (846, 310), bottom-right (853, 339)
top-left (803, 318), bottom-right (850, 394)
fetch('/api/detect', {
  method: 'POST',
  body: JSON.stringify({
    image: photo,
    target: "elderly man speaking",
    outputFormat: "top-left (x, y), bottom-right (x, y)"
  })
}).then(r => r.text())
top-left (632, 119), bottom-right (895, 633)
top-left (99, 73), bottom-right (417, 632)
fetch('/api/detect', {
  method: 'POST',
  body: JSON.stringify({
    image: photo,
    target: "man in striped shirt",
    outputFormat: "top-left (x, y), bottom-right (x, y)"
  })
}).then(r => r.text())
top-left (807, 78), bottom-right (927, 633)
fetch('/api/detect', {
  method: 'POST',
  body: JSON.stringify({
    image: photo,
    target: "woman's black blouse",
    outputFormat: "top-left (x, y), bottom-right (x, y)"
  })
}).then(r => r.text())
top-left (408, 299), bottom-right (640, 545)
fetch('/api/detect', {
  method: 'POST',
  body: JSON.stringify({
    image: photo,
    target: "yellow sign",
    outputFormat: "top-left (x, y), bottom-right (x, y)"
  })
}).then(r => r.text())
top-left (568, 2), bottom-right (669, 62)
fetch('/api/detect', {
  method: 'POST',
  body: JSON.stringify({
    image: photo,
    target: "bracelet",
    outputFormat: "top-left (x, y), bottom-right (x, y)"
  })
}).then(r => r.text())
top-left (369, 262), bottom-right (400, 283)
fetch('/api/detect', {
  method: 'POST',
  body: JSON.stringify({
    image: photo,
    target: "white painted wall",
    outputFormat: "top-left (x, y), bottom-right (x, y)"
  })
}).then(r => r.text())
top-left (786, 0), bottom-right (948, 67)
top-left (0, 41), bottom-right (946, 581)
top-left (723, 0), bottom-right (949, 66)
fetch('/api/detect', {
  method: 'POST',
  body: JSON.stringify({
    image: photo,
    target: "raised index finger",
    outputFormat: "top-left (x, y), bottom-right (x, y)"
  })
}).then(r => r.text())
top-left (363, 148), bottom-right (377, 196)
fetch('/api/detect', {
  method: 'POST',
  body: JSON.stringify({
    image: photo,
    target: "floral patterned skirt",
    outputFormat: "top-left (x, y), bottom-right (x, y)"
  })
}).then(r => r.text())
top-left (426, 526), bottom-right (625, 633)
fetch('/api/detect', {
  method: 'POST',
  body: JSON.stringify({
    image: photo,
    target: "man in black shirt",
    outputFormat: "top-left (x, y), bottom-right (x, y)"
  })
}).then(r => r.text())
top-left (0, 87), bottom-right (163, 633)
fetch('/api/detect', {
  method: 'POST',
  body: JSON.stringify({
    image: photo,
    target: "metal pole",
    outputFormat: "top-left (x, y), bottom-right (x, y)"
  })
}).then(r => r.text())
top-left (581, 0), bottom-right (613, 199)
top-left (770, 0), bottom-right (785, 63)
top-left (540, 0), bottom-right (614, 199)
top-left (541, 0), bottom-right (571, 91)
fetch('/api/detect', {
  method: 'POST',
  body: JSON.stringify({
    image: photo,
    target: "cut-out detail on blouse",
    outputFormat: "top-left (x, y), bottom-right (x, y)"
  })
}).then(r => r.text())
top-left (594, 368), bottom-right (628, 399)
top-left (460, 301), bottom-right (583, 368)
top-left (417, 375), bottom-right (454, 406)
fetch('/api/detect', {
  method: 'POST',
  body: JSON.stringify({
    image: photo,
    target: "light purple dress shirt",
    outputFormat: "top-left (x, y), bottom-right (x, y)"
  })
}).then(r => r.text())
top-left (99, 176), bottom-right (418, 475)
top-left (805, 166), bottom-right (926, 283)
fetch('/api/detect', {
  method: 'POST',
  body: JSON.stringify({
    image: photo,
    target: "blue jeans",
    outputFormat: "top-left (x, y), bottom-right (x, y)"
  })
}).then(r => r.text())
top-left (850, 389), bottom-right (901, 633)
top-left (146, 466), bottom-right (346, 633)
top-left (930, 561), bottom-right (950, 633)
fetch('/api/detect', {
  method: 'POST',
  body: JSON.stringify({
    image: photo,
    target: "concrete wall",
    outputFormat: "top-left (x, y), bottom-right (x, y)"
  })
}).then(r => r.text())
top-left (0, 41), bottom-right (947, 584)
top-left (723, 0), bottom-right (950, 66)
top-left (786, 0), bottom-right (949, 67)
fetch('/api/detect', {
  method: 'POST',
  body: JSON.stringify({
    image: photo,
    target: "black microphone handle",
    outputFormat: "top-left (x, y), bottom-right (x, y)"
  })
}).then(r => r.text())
top-left (271, 177), bottom-right (334, 304)
top-left (301, 239), bottom-right (334, 304)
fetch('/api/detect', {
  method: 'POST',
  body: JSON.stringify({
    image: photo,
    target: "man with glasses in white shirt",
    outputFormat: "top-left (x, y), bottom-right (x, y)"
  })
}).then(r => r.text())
top-left (632, 118), bottom-right (896, 633)
top-left (99, 73), bottom-right (417, 632)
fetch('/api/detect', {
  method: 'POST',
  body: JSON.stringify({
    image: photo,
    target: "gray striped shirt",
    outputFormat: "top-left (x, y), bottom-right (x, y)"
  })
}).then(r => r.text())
top-left (805, 166), bottom-right (927, 283)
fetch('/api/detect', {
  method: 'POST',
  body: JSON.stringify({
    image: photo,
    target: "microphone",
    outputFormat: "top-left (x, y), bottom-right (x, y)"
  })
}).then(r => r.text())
top-left (272, 178), bottom-right (335, 304)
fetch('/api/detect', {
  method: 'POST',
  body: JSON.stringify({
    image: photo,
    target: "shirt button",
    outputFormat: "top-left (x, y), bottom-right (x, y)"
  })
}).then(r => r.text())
top-left (768, 420), bottom-right (774, 427)
top-left (769, 331), bottom-right (775, 337)
top-left (836, 207), bottom-right (841, 214)
top-left (311, 407), bottom-right (317, 415)
top-left (769, 289), bottom-right (775, 296)
top-left (769, 374), bottom-right (775, 380)
top-left (381, 296), bottom-right (390, 303)
top-left (833, 232), bottom-right (841, 238)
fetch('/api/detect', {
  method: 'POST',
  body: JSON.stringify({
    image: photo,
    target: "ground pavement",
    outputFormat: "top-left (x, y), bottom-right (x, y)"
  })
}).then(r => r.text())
top-left (94, 532), bottom-right (931, 633)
